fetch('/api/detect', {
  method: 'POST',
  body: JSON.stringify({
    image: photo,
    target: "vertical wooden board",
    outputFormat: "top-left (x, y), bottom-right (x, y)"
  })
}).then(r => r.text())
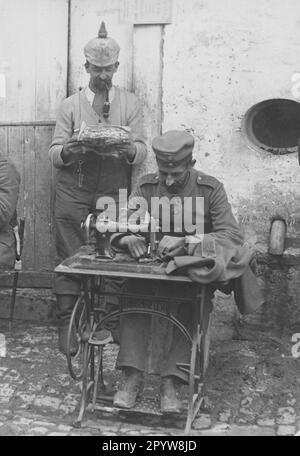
top-left (0, 0), bottom-right (35, 121)
top-left (6, 125), bottom-right (57, 272)
top-left (34, 126), bottom-right (55, 270)
top-left (34, 0), bottom-right (69, 119)
top-left (133, 25), bottom-right (165, 373)
top-left (20, 127), bottom-right (36, 270)
top-left (69, 0), bottom-right (133, 94)
top-left (22, 127), bottom-right (36, 270)
top-left (0, 0), bottom-right (68, 121)
top-left (0, 127), bottom-right (8, 156)
top-left (132, 25), bottom-right (163, 187)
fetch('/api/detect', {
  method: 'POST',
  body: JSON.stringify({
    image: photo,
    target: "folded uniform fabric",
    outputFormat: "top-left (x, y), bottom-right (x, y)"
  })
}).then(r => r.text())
top-left (165, 256), bottom-right (218, 279)
top-left (165, 234), bottom-right (264, 315)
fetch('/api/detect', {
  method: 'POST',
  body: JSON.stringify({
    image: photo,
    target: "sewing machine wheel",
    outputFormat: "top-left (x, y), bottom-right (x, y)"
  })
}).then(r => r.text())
top-left (67, 295), bottom-right (92, 381)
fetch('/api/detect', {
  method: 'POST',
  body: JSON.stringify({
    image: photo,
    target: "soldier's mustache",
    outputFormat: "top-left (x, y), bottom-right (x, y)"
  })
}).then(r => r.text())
top-left (163, 181), bottom-right (184, 193)
top-left (94, 77), bottom-right (112, 89)
top-left (162, 172), bottom-right (189, 193)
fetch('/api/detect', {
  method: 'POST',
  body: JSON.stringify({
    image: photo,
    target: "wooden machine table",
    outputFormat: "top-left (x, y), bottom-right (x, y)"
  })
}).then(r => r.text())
top-left (55, 245), bottom-right (212, 435)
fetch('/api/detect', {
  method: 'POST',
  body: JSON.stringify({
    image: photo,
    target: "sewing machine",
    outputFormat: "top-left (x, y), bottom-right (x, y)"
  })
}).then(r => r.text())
top-left (55, 211), bottom-right (213, 435)
top-left (81, 211), bottom-right (160, 260)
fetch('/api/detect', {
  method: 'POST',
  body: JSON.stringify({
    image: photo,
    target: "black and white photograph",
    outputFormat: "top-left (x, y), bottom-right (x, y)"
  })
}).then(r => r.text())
top-left (0, 0), bottom-right (300, 440)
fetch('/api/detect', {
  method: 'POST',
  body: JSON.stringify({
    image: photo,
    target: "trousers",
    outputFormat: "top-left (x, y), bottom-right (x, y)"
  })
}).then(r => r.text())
top-left (116, 279), bottom-right (213, 383)
top-left (53, 162), bottom-right (125, 328)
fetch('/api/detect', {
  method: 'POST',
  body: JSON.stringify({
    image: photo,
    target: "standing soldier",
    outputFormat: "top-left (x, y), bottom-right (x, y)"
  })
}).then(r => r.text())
top-left (49, 22), bottom-right (147, 355)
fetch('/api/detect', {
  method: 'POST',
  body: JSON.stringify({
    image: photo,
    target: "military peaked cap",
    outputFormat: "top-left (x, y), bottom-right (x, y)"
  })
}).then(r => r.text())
top-left (152, 130), bottom-right (194, 171)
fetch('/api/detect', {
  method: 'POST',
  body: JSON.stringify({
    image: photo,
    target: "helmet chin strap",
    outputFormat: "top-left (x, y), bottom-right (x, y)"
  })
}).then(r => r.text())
top-left (103, 82), bottom-right (110, 118)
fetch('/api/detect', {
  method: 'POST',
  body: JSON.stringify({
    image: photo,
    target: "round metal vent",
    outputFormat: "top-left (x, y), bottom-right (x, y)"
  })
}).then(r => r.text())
top-left (242, 98), bottom-right (300, 154)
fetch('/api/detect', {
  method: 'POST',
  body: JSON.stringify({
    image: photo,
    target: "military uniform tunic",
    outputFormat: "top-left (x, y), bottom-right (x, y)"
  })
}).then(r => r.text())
top-left (49, 86), bottom-right (147, 295)
top-left (115, 167), bottom-right (244, 381)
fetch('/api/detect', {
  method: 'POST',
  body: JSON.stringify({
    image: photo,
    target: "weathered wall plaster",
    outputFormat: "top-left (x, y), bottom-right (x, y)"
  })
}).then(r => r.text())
top-left (161, 0), bottom-right (300, 243)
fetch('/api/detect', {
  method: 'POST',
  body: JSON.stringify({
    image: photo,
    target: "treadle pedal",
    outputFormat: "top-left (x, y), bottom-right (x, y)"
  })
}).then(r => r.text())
top-left (94, 395), bottom-right (188, 417)
top-left (177, 363), bottom-right (200, 380)
top-left (118, 396), bottom-right (163, 416)
top-left (177, 363), bottom-right (190, 375)
top-left (88, 330), bottom-right (114, 346)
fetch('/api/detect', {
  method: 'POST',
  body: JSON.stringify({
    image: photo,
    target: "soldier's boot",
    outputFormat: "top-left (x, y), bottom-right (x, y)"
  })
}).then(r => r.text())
top-left (113, 367), bottom-right (143, 409)
top-left (56, 295), bottom-right (78, 356)
top-left (160, 376), bottom-right (183, 414)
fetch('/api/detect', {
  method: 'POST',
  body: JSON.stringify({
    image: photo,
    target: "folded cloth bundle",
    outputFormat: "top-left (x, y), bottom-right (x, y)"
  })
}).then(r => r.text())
top-left (77, 124), bottom-right (131, 150)
top-left (165, 234), bottom-right (264, 315)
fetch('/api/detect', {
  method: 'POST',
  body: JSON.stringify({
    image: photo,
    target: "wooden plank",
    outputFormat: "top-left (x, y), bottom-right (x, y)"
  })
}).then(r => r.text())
top-left (2, 126), bottom-right (36, 271)
top-left (132, 25), bottom-right (164, 373)
top-left (1, 126), bottom-right (34, 270)
top-left (69, 0), bottom-right (133, 94)
top-left (0, 0), bottom-right (68, 284)
top-left (0, 0), bottom-right (68, 122)
top-left (1, 125), bottom-right (55, 272)
top-left (132, 25), bottom-right (163, 187)
top-left (0, 121), bottom-right (56, 127)
top-left (34, 125), bottom-right (55, 271)
top-left (55, 264), bottom-right (192, 282)
top-left (0, 127), bottom-right (8, 157)
top-left (21, 126), bottom-right (36, 271)
top-left (0, 271), bottom-right (54, 289)
top-left (34, 0), bottom-right (69, 119)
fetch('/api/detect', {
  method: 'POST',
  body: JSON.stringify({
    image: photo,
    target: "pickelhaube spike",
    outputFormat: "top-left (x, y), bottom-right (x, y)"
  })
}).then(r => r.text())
top-left (84, 20), bottom-right (120, 67)
top-left (98, 21), bottom-right (108, 39)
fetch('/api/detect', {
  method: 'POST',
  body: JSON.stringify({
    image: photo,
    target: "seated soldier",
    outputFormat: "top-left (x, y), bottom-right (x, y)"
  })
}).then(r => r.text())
top-left (0, 154), bottom-right (20, 270)
top-left (111, 130), bottom-right (260, 413)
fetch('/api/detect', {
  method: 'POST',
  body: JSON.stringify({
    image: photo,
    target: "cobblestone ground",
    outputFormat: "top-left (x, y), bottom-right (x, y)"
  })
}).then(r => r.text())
top-left (0, 319), bottom-right (300, 436)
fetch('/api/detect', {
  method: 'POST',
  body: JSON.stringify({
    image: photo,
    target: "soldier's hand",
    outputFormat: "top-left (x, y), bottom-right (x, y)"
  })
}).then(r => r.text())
top-left (157, 236), bottom-right (185, 259)
top-left (120, 235), bottom-right (147, 259)
top-left (114, 138), bottom-right (137, 162)
top-left (61, 138), bottom-right (84, 164)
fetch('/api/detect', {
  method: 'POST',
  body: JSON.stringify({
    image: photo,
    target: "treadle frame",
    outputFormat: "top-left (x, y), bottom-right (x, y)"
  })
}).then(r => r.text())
top-left (55, 246), bottom-right (212, 435)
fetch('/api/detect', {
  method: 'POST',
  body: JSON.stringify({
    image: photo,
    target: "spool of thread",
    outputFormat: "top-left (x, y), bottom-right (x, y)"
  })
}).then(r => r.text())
top-left (269, 219), bottom-right (286, 255)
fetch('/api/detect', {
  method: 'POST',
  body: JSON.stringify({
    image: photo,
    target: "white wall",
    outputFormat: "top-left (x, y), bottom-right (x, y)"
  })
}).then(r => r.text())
top-left (161, 0), bottom-right (300, 243)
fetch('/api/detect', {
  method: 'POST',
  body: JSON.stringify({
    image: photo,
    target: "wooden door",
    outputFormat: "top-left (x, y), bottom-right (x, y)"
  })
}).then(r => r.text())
top-left (68, 0), bottom-right (163, 182)
top-left (69, 0), bottom-right (165, 373)
top-left (0, 0), bottom-right (69, 285)
top-left (0, 0), bottom-right (164, 292)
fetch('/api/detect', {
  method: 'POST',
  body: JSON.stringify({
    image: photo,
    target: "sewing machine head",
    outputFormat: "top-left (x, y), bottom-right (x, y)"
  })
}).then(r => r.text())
top-left (81, 210), bottom-right (159, 260)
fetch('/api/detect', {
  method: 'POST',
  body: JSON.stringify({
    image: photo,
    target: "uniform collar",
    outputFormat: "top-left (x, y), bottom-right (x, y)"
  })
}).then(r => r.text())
top-left (85, 85), bottom-right (116, 105)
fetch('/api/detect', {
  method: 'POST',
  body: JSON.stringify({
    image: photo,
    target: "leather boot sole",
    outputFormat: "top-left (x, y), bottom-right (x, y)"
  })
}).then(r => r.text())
top-left (160, 397), bottom-right (183, 414)
top-left (113, 390), bottom-right (139, 409)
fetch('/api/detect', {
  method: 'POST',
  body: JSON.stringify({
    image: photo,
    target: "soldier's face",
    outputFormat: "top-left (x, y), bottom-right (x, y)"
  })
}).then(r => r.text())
top-left (159, 165), bottom-right (190, 193)
top-left (86, 62), bottom-right (119, 91)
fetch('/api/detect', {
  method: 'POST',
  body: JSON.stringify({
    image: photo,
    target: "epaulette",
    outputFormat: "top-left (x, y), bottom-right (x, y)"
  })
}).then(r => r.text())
top-left (195, 171), bottom-right (220, 189)
top-left (139, 173), bottom-right (159, 186)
